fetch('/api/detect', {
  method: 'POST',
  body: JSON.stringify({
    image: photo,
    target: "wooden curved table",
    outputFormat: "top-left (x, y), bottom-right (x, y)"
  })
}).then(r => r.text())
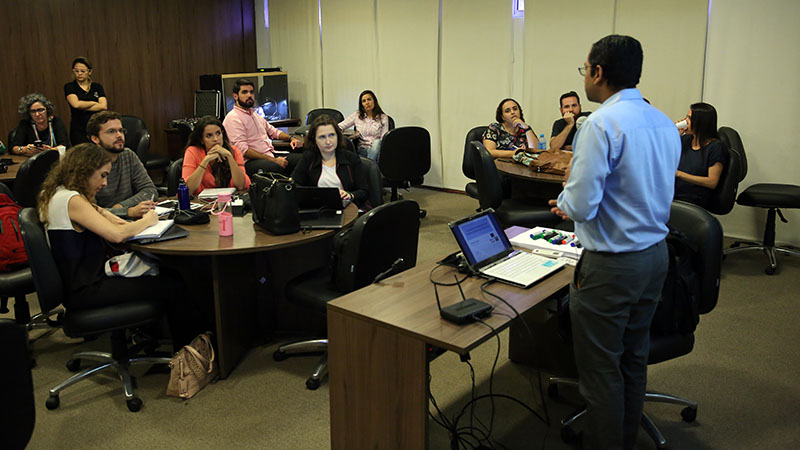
top-left (495, 158), bottom-right (566, 201)
top-left (130, 204), bottom-right (359, 378)
top-left (0, 154), bottom-right (31, 182)
top-left (494, 158), bottom-right (565, 184)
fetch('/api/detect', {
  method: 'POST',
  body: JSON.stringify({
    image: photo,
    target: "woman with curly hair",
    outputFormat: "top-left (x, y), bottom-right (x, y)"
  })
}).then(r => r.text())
top-left (9, 93), bottom-right (70, 156)
top-left (38, 143), bottom-right (201, 347)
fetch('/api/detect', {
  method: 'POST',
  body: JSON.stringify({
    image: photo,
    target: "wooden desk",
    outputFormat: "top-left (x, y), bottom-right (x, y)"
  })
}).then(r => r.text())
top-left (495, 158), bottom-right (565, 184)
top-left (0, 154), bottom-right (30, 182)
top-left (327, 259), bottom-right (572, 449)
top-left (130, 205), bottom-right (358, 378)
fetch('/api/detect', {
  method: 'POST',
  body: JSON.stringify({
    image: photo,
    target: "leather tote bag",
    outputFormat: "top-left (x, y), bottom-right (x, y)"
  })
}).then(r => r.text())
top-left (249, 172), bottom-right (300, 235)
top-left (166, 332), bottom-right (217, 399)
top-left (513, 150), bottom-right (572, 176)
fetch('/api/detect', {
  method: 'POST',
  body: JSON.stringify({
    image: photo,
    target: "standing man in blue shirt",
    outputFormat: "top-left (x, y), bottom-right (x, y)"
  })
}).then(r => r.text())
top-left (550, 35), bottom-right (681, 450)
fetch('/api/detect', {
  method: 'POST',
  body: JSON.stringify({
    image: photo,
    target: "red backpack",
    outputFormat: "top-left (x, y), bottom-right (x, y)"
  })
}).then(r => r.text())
top-left (0, 193), bottom-right (28, 272)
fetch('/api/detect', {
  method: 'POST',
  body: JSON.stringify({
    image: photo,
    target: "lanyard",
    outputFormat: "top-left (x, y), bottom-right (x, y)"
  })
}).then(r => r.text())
top-left (32, 118), bottom-right (56, 146)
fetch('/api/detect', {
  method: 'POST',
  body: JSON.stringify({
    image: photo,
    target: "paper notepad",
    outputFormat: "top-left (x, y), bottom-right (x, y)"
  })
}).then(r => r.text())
top-left (127, 219), bottom-right (174, 241)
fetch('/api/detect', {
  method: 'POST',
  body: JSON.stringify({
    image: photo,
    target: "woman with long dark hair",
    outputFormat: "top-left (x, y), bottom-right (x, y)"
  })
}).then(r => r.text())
top-left (182, 116), bottom-right (250, 195)
top-left (293, 115), bottom-right (369, 209)
top-left (64, 57), bottom-right (107, 145)
top-left (674, 102), bottom-right (728, 208)
top-left (482, 98), bottom-right (539, 158)
top-left (338, 89), bottom-right (389, 161)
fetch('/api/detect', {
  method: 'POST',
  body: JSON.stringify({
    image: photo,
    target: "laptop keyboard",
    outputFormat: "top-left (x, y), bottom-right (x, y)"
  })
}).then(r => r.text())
top-left (482, 251), bottom-right (555, 284)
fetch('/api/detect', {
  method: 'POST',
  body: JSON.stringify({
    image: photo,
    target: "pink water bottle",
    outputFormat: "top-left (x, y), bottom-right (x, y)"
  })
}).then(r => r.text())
top-left (212, 192), bottom-right (233, 237)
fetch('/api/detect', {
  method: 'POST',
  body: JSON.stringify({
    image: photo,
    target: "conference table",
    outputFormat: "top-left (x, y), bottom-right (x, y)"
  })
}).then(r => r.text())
top-left (0, 154), bottom-right (30, 182)
top-left (130, 204), bottom-right (359, 379)
top-left (494, 158), bottom-right (565, 184)
top-left (495, 158), bottom-right (566, 201)
top-left (327, 258), bottom-right (573, 449)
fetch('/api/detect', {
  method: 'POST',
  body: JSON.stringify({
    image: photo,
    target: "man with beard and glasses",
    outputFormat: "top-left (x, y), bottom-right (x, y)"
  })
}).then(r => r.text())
top-left (222, 78), bottom-right (303, 177)
top-left (87, 111), bottom-right (157, 218)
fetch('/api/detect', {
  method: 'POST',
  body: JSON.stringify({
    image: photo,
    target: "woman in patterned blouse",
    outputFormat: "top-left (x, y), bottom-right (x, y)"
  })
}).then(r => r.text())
top-left (482, 98), bottom-right (539, 159)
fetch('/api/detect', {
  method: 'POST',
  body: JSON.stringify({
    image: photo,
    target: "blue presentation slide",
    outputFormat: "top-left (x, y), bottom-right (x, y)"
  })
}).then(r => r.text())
top-left (459, 215), bottom-right (506, 263)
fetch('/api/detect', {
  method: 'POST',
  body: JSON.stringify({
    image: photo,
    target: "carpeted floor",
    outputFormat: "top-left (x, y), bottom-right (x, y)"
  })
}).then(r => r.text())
top-left (10, 188), bottom-right (800, 449)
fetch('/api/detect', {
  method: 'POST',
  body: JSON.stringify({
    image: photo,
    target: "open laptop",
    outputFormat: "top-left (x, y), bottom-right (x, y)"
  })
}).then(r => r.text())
top-left (294, 186), bottom-right (346, 229)
top-left (448, 209), bottom-right (566, 288)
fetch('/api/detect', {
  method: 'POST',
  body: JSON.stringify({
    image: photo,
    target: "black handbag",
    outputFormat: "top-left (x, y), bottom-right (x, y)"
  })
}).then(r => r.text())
top-left (249, 172), bottom-right (300, 235)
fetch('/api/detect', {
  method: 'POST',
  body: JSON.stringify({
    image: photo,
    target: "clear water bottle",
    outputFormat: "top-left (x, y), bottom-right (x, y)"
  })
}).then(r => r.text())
top-left (177, 178), bottom-right (190, 210)
top-left (538, 134), bottom-right (547, 151)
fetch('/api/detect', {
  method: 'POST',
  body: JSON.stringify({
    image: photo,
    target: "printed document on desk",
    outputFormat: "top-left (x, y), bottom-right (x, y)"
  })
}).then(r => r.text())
top-left (127, 219), bottom-right (174, 241)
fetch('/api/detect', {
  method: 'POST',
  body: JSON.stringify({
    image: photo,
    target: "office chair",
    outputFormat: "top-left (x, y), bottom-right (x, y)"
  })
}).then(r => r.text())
top-left (0, 319), bottom-right (35, 450)
top-left (18, 208), bottom-right (172, 412)
top-left (121, 115), bottom-right (170, 173)
top-left (387, 115), bottom-right (395, 131)
top-left (305, 108), bottom-right (345, 125)
top-left (704, 127), bottom-right (746, 215)
top-left (462, 126), bottom-right (489, 200)
top-left (0, 183), bottom-right (60, 338)
top-left (718, 127), bottom-right (800, 274)
top-left (470, 141), bottom-right (561, 229)
top-left (378, 126), bottom-right (431, 217)
top-left (273, 200), bottom-right (421, 389)
top-left (359, 156), bottom-right (384, 209)
top-left (7, 128), bottom-right (18, 152)
top-left (165, 158), bottom-right (184, 197)
top-left (13, 149), bottom-right (58, 208)
top-left (550, 200), bottom-right (723, 449)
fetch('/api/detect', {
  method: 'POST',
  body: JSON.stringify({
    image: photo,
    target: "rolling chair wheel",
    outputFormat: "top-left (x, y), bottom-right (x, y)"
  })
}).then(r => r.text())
top-left (765, 266), bottom-right (776, 275)
top-left (272, 350), bottom-right (288, 361)
top-left (66, 359), bottom-right (81, 372)
top-left (681, 406), bottom-right (697, 422)
top-left (547, 383), bottom-right (559, 399)
top-left (305, 378), bottom-right (320, 390)
top-left (560, 425), bottom-right (578, 444)
top-left (126, 397), bottom-right (143, 412)
top-left (45, 395), bottom-right (60, 410)
top-left (419, 209), bottom-right (427, 219)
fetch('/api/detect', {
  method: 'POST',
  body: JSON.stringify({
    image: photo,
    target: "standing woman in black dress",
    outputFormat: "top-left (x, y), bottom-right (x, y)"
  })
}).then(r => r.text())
top-left (64, 57), bottom-right (108, 145)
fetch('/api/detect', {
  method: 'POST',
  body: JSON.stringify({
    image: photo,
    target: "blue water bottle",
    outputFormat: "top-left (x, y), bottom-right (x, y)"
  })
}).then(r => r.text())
top-left (538, 134), bottom-right (547, 150)
top-left (177, 178), bottom-right (190, 210)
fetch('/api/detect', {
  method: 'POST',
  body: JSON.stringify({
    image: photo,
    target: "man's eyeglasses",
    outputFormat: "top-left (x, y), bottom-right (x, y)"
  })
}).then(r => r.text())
top-left (73, 69), bottom-right (89, 74)
top-left (29, 108), bottom-right (47, 115)
top-left (102, 128), bottom-right (127, 136)
top-left (578, 66), bottom-right (588, 76)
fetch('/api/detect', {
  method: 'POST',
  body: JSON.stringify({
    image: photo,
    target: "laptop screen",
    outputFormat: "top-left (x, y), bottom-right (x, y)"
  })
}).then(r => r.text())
top-left (449, 210), bottom-right (513, 267)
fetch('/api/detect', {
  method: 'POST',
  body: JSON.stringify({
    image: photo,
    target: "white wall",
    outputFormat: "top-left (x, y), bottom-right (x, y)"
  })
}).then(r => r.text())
top-left (260, 0), bottom-right (800, 246)
top-left (704, 0), bottom-right (800, 245)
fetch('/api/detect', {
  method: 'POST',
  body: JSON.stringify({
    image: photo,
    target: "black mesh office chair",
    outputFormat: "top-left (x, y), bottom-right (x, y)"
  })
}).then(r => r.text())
top-left (273, 200), bottom-right (421, 389)
top-left (719, 127), bottom-right (800, 274)
top-left (306, 108), bottom-right (345, 125)
top-left (0, 318), bottom-right (35, 450)
top-left (378, 126), bottom-right (431, 218)
top-left (550, 200), bottom-right (723, 449)
top-left (470, 141), bottom-right (561, 229)
top-left (463, 126), bottom-right (488, 200)
top-left (121, 115), bottom-right (170, 172)
top-left (13, 149), bottom-right (58, 208)
top-left (18, 208), bottom-right (171, 412)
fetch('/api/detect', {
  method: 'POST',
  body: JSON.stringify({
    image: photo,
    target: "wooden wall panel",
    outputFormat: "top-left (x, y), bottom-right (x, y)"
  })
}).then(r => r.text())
top-left (0, 0), bottom-right (256, 159)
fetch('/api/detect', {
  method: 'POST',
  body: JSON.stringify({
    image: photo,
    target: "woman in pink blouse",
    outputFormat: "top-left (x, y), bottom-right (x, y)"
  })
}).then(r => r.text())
top-left (182, 116), bottom-right (250, 195)
top-left (338, 90), bottom-right (389, 161)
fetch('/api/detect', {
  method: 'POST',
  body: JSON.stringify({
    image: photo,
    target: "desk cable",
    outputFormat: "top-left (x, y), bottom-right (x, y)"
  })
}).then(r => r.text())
top-left (426, 264), bottom-right (552, 449)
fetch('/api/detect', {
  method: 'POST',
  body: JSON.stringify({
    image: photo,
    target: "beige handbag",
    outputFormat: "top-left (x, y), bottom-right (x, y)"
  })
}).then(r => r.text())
top-left (166, 332), bottom-right (218, 399)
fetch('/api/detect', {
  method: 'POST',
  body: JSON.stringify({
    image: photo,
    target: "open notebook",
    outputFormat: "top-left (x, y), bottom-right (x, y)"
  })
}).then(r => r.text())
top-left (126, 219), bottom-right (188, 244)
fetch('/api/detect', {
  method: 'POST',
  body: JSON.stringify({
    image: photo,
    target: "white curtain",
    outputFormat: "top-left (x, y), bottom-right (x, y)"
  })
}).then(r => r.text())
top-left (704, 0), bottom-right (800, 244)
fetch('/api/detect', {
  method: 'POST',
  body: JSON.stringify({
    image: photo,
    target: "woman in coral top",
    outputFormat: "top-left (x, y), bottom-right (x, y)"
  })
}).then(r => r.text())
top-left (182, 116), bottom-right (250, 195)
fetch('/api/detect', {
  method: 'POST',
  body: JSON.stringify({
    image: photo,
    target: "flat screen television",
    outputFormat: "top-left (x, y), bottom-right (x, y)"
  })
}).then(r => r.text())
top-left (200, 72), bottom-right (290, 121)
